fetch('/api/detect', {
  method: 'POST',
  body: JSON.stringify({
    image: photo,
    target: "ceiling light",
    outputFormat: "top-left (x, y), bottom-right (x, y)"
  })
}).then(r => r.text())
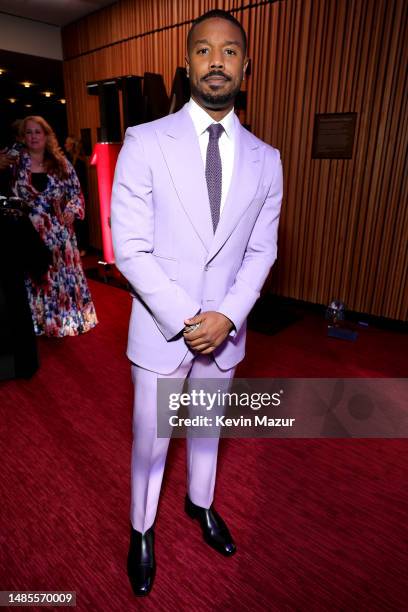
top-left (21, 81), bottom-right (33, 88)
top-left (42, 91), bottom-right (53, 98)
top-left (0, 69), bottom-right (5, 75)
top-left (8, 98), bottom-right (17, 103)
top-left (59, 98), bottom-right (66, 104)
top-left (25, 104), bottom-right (32, 108)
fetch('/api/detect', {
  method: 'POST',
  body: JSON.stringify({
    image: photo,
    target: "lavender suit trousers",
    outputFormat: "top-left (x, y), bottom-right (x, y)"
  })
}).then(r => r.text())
top-left (130, 354), bottom-right (235, 534)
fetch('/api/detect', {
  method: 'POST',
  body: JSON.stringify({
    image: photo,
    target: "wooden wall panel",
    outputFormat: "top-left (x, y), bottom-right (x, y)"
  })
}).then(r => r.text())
top-left (63, 0), bottom-right (258, 59)
top-left (62, 0), bottom-right (408, 320)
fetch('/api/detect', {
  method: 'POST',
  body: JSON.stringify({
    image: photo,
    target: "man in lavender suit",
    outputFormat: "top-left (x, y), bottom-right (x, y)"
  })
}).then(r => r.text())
top-left (111, 9), bottom-right (283, 596)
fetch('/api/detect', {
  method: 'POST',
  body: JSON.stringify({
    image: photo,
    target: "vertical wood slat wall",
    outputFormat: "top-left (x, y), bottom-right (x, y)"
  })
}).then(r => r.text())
top-left (62, 0), bottom-right (407, 320)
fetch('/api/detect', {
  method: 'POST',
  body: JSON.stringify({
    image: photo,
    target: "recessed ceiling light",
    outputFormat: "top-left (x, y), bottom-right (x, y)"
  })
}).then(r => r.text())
top-left (59, 98), bottom-right (66, 104)
top-left (0, 69), bottom-right (6, 76)
top-left (42, 91), bottom-right (54, 98)
top-left (21, 81), bottom-right (33, 88)
top-left (8, 98), bottom-right (17, 103)
top-left (25, 104), bottom-right (32, 108)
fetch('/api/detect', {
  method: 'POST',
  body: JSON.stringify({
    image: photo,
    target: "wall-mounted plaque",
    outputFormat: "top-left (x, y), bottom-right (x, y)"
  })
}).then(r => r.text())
top-left (312, 112), bottom-right (357, 159)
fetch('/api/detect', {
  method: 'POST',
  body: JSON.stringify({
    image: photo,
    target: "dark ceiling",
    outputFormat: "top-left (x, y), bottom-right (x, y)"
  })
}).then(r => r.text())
top-left (0, 49), bottom-right (66, 147)
top-left (0, 48), bottom-right (64, 99)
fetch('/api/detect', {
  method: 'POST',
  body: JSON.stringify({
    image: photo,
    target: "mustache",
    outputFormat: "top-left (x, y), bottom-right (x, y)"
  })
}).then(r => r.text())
top-left (202, 70), bottom-right (231, 81)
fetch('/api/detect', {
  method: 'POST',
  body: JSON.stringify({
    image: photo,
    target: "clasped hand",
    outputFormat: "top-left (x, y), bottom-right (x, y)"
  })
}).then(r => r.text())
top-left (183, 311), bottom-right (233, 355)
top-left (54, 199), bottom-right (74, 227)
top-left (63, 210), bottom-right (75, 226)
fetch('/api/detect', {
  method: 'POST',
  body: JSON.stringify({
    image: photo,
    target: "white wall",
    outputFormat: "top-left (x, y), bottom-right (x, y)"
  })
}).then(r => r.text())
top-left (0, 13), bottom-right (62, 60)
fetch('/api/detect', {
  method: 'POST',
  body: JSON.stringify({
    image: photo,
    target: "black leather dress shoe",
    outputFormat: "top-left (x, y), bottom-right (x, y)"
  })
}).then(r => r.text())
top-left (185, 496), bottom-right (237, 556)
top-left (127, 525), bottom-right (156, 596)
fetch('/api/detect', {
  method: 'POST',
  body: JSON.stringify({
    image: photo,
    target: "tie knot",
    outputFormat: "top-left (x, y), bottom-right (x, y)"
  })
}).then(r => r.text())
top-left (208, 123), bottom-right (224, 140)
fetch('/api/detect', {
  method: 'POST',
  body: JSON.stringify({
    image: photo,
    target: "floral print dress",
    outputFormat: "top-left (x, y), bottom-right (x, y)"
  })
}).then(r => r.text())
top-left (13, 151), bottom-right (98, 337)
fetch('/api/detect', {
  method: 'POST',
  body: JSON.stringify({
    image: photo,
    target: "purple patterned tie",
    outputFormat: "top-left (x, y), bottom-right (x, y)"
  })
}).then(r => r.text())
top-left (205, 123), bottom-right (224, 232)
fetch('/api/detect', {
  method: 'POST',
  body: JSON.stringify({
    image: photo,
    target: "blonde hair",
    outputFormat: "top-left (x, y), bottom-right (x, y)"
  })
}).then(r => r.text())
top-left (20, 115), bottom-right (69, 179)
top-left (66, 135), bottom-right (86, 166)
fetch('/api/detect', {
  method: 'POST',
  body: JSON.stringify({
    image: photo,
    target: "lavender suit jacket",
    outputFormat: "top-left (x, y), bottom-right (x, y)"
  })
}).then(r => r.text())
top-left (111, 104), bottom-right (283, 374)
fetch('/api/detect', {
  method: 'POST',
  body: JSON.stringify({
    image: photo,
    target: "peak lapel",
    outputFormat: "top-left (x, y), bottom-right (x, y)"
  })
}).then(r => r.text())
top-left (206, 120), bottom-right (263, 263)
top-left (156, 107), bottom-right (213, 251)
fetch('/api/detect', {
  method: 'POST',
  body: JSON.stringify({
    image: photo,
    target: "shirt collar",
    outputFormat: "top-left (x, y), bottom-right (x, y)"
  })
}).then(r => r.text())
top-left (186, 97), bottom-right (235, 140)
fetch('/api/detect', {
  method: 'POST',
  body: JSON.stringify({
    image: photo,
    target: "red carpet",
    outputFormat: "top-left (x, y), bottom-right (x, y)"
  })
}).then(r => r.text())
top-left (0, 280), bottom-right (407, 611)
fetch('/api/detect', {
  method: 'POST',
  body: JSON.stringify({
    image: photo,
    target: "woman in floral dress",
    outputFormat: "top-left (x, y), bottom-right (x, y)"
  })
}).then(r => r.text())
top-left (13, 116), bottom-right (98, 337)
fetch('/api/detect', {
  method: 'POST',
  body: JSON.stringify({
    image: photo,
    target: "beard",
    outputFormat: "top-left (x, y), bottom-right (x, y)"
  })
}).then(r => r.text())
top-left (190, 78), bottom-right (242, 110)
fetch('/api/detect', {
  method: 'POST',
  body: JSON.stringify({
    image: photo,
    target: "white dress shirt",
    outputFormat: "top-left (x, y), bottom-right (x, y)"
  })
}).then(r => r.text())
top-left (186, 97), bottom-right (235, 215)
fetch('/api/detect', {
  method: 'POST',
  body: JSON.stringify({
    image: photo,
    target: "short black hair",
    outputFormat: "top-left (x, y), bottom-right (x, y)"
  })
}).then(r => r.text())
top-left (187, 9), bottom-right (247, 55)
